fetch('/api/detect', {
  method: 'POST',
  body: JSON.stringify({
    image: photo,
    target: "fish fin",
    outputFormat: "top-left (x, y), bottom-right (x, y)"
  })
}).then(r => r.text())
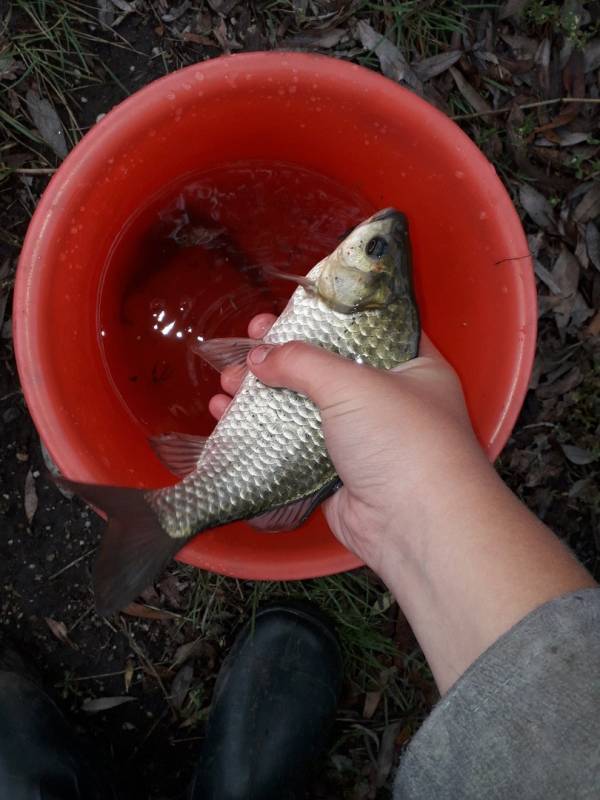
top-left (261, 264), bottom-right (315, 291)
top-left (149, 432), bottom-right (208, 476)
top-left (190, 337), bottom-right (260, 373)
top-left (55, 478), bottom-right (182, 616)
top-left (249, 479), bottom-right (342, 532)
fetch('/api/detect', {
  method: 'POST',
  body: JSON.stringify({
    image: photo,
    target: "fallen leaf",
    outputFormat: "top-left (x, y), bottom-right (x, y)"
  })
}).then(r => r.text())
top-left (121, 602), bottom-right (177, 620)
top-left (552, 246), bottom-right (580, 297)
top-left (207, 0), bottom-right (240, 13)
top-left (0, 51), bottom-right (25, 81)
top-left (363, 689), bottom-right (383, 719)
top-left (586, 222), bottom-right (600, 271)
top-left (411, 50), bottom-right (462, 81)
top-left (375, 721), bottom-right (403, 788)
top-left (519, 185), bottom-right (556, 232)
top-left (498, 0), bottom-right (528, 19)
top-left (25, 90), bottom-right (68, 159)
top-left (499, 32), bottom-right (538, 60)
top-left (110, 0), bottom-right (135, 11)
top-left (563, 49), bottom-right (585, 97)
top-left (124, 658), bottom-right (135, 693)
top-left (583, 39), bottom-right (600, 72)
top-left (171, 663), bottom-right (194, 710)
top-left (449, 66), bottom-right (492, 114)
top-left (535, 260), bottom-right (562, 295)
top-left (181, 32), bottom-right (214, 46)
top-left (285, 29), bottom-right (346, 49)
top-left (561, 444), bottom-right (597, 465)
top-left (585, 311), bottom-right (600, 337)
top-left (162, 0), bottom-right (191, 22)
top-left (355, 21), bottom-right (422, 93)
top-left (24, 469), bottom-right (38, 525)
top-left (172, 638), bottom-right (216, 669)
top-left (574, 183), bottom-right (600, 225)
top-left (45, 617), bottom-right (77, 649)
top-left (82, 696), bottom-right (136, 713)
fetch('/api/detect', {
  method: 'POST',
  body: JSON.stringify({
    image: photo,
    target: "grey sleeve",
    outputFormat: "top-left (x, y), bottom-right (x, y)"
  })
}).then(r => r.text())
top-left (394, 588), bottom-right (600, 800)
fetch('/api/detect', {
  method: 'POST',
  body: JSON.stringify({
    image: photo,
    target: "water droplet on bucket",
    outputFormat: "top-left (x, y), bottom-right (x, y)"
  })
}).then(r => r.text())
top-left (194, 72), bottom-right (204, 81)
top-left (455, 170), bottom-right (465, 179)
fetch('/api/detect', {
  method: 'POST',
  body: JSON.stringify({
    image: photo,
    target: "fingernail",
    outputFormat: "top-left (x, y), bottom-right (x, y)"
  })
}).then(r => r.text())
top-left (249, 345), bottom-right (273, 365)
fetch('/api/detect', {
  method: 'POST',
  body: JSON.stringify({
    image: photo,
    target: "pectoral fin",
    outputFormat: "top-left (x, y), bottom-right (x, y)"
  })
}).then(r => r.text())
top-left (149, 432), bottom-right (208, 476)
top-left (191, 337), bottom-right (260, 373)
top-left (249, 479), bottom-right (341, 532)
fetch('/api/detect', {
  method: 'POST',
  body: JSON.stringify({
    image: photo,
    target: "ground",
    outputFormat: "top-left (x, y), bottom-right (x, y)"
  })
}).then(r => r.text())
top-left (1, 1), bottom-right (599, 798)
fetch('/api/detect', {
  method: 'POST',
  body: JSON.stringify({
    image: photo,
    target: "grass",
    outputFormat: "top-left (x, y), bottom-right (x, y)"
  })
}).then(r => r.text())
top-left (183, 567), bottom-right (432, 707)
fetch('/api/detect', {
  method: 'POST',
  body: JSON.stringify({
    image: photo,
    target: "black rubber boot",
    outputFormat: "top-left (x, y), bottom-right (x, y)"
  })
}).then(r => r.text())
top-left (0, 640), bottom-right (117, 800)
top-left (190, 601), bottom-right (343, 800)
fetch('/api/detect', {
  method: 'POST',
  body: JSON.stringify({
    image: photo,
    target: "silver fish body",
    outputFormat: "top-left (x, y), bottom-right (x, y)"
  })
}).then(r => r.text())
top-left (149, 255), bottom-right (419, 538)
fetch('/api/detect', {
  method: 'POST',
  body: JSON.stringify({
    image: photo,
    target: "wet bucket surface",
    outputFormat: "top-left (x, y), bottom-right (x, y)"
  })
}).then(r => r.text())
top-left (14, 53), bottom-right (536, 580)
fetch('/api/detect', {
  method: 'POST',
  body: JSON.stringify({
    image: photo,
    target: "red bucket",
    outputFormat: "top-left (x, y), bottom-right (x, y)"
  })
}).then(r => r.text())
top-left (14, 53), bottom-right (536, 581)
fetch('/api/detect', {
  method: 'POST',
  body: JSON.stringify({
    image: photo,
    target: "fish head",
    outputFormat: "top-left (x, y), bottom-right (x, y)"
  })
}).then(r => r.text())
top-left (316, 208), bottom-right (412, 313)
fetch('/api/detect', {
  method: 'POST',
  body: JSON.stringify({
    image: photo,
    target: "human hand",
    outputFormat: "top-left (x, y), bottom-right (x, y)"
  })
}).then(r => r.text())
top-left (208, 313), bottom-right (486, 577)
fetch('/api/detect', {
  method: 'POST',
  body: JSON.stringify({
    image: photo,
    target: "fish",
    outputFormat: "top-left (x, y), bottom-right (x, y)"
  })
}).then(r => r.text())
top-left (59, 208), bottom-right (420, 615)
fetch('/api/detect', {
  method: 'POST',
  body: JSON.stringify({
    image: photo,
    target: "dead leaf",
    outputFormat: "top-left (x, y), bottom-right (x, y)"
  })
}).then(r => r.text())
top-left (124, 658), bottom-right (135, 692)
top-left (82, 696), bottom-right (136, 713)
top-left (563, 49), bottom-right (585, 97)
top-left (535, 260), bottom-right (562, 295)
top-left (499, 32), bottom-right (538, 60)
top-left (181, 32), bottom-right (214, 46)
top-left (574, 183), bottom-right (600, 225)
top-left (121, 602), bottom-right (177, 620)
top-left (585, 311), bottom-right (600, 337)
top-left (171, 663), bottom-right (194, 710)
top-left (585, 222), bottom-right (600, 271)
top-left (498, 0), bottom-right (528, 18)
top-left (25, 90), bottom-right (68, 159)
top-left (561, 444), bottom-right (597, 465)
top-left (552, 246), bottom-right (580, 297)
top-left (285, 29), bottom-right (346, 49)
top-left (583, 39), bottom-right (600, 72)
top-left (0, 51), bottom-right (25, 81)
top-left (207, 0), bottom-right (240, 13)
top-left (519, 185), bottom-right (556, 232)
top-left (45, 617), bottom-right (77, 649)
top-left (162, 1), bottom-right (191, 22)
top-left (174, 639), bottom-right (217, 671)
top-left (355, 21), bottom-right (422, 93)
top-left (411, 50), bottom-right (462, 81)
top-left (375, 721), bottom-right (403, 788)
top-left (449, 67), bottom-right (492, 114)
top-left (24, 469), bottom-right (38, 525)
top-left (363, 689), bottom-right (383, 719)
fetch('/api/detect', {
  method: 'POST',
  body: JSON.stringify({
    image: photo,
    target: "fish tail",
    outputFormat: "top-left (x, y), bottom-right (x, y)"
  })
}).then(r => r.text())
top-left (56, 478), bottom-right (181, 616)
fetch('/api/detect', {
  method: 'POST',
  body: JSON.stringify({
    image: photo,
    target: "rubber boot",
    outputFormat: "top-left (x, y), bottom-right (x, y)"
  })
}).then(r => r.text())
top-left (190, 601), bottom-right (343, 800)
top-left (0, 640), bottom-right (117, 800)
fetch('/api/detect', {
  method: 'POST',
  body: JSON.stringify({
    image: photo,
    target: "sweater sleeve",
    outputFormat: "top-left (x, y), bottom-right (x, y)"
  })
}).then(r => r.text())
top-left (394, 588), bottom-right (600, 800)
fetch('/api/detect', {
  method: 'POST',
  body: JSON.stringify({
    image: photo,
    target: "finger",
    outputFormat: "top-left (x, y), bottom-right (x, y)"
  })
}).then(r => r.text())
top-left (419, 332), bottom-right (444, 360)
top-left (220, 364), bottom-right (247, 396)
top-left (247, 341), bottom-right (371, 409)
top-left (248, 313), bottom-right (277, 339)
top-left (209, 394), bottom-right (231, 420)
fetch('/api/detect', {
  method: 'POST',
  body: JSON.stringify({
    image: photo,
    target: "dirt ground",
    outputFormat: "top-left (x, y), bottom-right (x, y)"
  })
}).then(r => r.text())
top-left (1, 2), bottom-right (600, 798)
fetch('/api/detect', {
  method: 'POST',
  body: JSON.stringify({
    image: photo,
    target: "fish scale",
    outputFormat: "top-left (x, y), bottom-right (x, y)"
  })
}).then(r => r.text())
top-left (148, 259), bottom-right (418, 539)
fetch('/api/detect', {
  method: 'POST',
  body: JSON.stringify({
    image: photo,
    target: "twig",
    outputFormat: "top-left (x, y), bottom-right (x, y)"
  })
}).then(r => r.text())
top-left (451, 97), bottom-right (600, 122)
top-left (12, 168), bottom-right (57, 175)
top-left (49, 546), bottom-right (96, 580)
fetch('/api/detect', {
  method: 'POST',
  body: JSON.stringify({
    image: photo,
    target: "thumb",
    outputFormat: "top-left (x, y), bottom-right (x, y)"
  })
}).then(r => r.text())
top-left (247, 341), bottom-right (367, 408)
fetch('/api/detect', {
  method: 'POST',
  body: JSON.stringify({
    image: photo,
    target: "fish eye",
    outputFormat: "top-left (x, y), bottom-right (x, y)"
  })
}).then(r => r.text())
top-left (365, 236), bottom-right (388, 259)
